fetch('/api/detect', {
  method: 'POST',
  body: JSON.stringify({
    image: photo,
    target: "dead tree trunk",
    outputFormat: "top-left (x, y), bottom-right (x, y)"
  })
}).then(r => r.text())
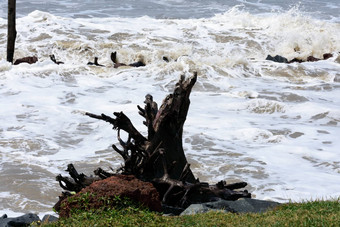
top-left (7, 0), bottom-right (16, 63)
top-left (55, 73), bottom-right (251, 212)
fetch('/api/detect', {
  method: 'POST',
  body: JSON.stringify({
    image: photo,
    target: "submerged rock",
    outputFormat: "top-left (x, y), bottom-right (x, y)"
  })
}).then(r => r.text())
top-left (266, 53), bottom-right (335, 64)
top-left (306, 56), bottom-right (321, 62)
top-left (323, 53), bottom-right (333, 60)
top-left (266, 55), bottom-right (289, 63)
top-left (13, 56), bottom-right (38, 65)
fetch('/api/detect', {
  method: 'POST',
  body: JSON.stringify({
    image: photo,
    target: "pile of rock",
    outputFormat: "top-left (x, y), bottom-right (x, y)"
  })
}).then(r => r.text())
top-left (1, 175), bottom-right (281, 225)
top-left (266, 53), bottom-right (334, 63)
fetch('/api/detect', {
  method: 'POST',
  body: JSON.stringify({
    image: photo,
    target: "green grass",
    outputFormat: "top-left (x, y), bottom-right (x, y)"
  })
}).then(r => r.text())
top-left (40, 198), bottom-right (340, 227)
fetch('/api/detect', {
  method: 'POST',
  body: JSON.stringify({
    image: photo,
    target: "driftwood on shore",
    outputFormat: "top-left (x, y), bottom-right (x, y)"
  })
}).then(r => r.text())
top-left (54, 72), bottom-right (250, 213)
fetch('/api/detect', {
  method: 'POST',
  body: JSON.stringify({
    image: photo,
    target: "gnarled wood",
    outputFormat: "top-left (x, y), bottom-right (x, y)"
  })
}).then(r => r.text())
top-left (54, 73), bottom-right (251, 213)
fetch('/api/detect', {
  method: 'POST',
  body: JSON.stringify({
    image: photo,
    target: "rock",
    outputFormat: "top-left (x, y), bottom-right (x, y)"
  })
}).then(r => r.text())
top-left (41, 214), bottom-right (58, 224)
top-left (180, 198), bottom-right (280, 215)
top-left (0, 213), bottom-right (40, 227)
top-left (59, 175), bottom-right (161, 218)
top-left (307, 56), bottom-right (321, 62)
top-left (129, 61), bottom-right (145, 67)
top-left (323, 53), bottom-right (333, 60)
top-left (180, 204), bottom-right (218, 215)
top-left (266, 55), bottom-right (288, 63)
top-left (266, 53), bottom-right (335, 64)
top-left (13, 56), bottom-right (38, 65)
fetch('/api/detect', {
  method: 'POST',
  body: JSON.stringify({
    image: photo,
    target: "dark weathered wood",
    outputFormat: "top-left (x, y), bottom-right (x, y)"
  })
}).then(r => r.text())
top-left (50, 55), bottom-right (64, 65)
top-left (55, 73), bottom-right (251, 213)
top-left (56, 164), bottom-right (101, 192)
top-left (87, 57), bottom-right (104, 66)
top-left (110, 51), bottom-right (145, 68)
top-left (7, 0), bottom-right (16, 63)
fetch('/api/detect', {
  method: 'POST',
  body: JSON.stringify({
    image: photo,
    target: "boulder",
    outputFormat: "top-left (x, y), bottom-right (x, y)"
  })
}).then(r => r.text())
top-left (266, 55), bottom-right (289, 63)
top-left (0, 213), bottom-right (40, 227)
top-left (180, 198), bottom-right (280, 215)
top-left (41, 214), bottom-right (59, 224)
top-left (307, 56), bottom-right (321, 62)
top-left (59, 175), bottom-right (162, 218)
top-left (323, 53), bottom-right (333, 60)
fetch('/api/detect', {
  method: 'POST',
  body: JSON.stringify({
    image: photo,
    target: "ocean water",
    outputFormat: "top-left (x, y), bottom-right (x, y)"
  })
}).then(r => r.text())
top-left (0, 0), bottom-right (340, 217)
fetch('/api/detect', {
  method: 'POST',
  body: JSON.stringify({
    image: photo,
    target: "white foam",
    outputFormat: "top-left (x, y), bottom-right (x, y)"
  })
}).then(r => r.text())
top-left (0, 7), bottom-right (340, 215)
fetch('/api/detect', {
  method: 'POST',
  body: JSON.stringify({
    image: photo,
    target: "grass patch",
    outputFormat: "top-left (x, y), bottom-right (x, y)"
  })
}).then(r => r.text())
top-left (41, 198), bottom-right (340, 227)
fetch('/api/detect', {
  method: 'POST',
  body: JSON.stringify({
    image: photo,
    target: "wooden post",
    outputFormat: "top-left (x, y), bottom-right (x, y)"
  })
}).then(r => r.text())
top-left (7, 0), bottom-right (16, 63)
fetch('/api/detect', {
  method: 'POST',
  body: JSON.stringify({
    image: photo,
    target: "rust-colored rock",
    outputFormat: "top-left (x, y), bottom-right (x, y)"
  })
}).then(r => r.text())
top-left (58, 175), bottom-right (161, 218)
top-left (323, 53), bottom-right (333, 60)
top-left (14, 56), bottom-right (38, 65)
top-left (306, 56), bottom-right (321, 62)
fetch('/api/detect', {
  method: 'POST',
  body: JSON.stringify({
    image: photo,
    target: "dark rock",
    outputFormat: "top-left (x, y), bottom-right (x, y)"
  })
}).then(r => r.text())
top-left (307, 56), bottom-right (321, 62)
top-left (267, 53), bottom-right (335, 64)
top-left (180, 198), bottom-right (281, 215)
top-left (266, 55), bottom-right (288, 63)
top-left (13, 56), bottom-right (38, 65)
top-left (59, 175), bottom-right (161, 218)
top-left (129, 61), bottom-right (145, 67)
top-left (323, 53), bottom-right (333, 60)
top-left (0, 213), bottom-right (40, 227)
top-left (41, 214), bottom-right (58, 224)
top-left (162, 56), bottom-right (170, 62)
top-left (180, 204), bottom-right (220, 215)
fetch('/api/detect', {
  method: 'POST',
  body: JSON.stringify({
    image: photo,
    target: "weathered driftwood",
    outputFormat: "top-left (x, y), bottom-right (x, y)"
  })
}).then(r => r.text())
top-left (110, 51), bottom-right (145, 68)
top-left (50, 55), bottom-right (64, 65)
top-left (87, 57), bottom-right (104, 66)
top-left (7, 0), bottom-right (17, 63)
top-left (55, 73), bottom-right (250, 212)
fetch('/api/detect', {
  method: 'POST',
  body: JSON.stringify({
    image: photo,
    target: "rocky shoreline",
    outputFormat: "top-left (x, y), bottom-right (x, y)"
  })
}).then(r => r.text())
top-left (1, 198), bottom-right (280, 226)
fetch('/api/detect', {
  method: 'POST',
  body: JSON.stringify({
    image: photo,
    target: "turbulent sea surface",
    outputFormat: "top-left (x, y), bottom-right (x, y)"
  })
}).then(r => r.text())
top-left (0, 0), bottom-right (339, 217)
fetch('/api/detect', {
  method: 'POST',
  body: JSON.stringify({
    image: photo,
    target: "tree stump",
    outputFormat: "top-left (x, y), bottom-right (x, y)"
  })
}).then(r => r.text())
top-left (55, 73), bottom-right (251, 213)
